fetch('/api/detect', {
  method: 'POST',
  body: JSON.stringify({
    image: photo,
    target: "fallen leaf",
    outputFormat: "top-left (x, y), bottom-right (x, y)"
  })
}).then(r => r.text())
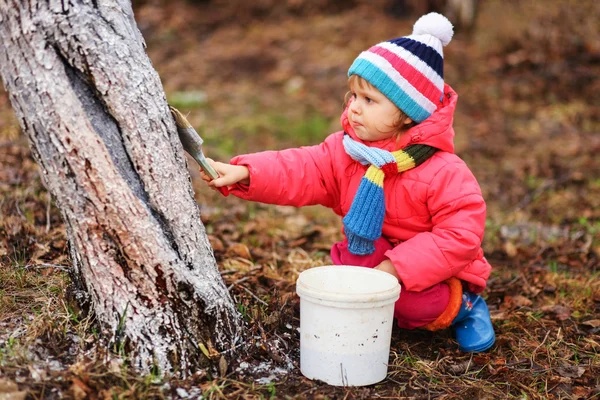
top-left (226, 242), bottom-right (252, 259)
top-left (541, 305), bottom-right (572, 321)
top-left (512, 295), bottom-right (532, 307)
top-left (555, 365), bottom-right (585, 379)
top-left (490, 311), bottom-right (508, 320)
top-left (198, 339), bottom-right (220, 359)
top-left (0, 378), bottom-right (27, 400)
top-left (0, 379), bottom-right (19, 393)
top-left (70, 378), bottom-right (91, 400)
top-left (50, 238), bottom-right (67, 250)
top-left (572, 386), bottom-right (592, 398)
top-left (199, 343), bottom-right (211, 359)
top-left (243, 220), bottom-right (262, 234)
top-left (219, 356), bottom-right (228, 377)
top-left (207, 235), bottom-right (224, 251)
top-left (500, 296), bottom-right (514, 310)
top-left (501, 295), bottom-right (532, 310)
top-left (0, 391), bottom-right (28, 400)
top-left (444, 360), bottom-right (470, 374)
top-left (582, 319), bottom-right (600, 328)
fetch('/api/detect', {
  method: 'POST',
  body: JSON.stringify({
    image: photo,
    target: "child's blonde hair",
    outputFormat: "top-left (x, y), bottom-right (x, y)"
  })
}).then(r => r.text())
top-left (345, 75), bottom-right (417, 135)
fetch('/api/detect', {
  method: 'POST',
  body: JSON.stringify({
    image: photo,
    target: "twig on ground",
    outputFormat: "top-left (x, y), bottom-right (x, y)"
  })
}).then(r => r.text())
top-left (228, 276), bottom-right (251, 290)
top-left (15, 199), bottom-right (25, 220)
top-left (465, 351), bottom-right (474, 374)
top-left (24, 263), bottom-right (69, 272)
top-left (530, 330), bottom-right (551, 369)
top-left (241, 286), bottom-right (268, 306)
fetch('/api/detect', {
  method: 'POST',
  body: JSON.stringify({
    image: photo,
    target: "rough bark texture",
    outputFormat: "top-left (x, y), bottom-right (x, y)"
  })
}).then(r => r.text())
top-left (0, 0), bottom-right (243, 375)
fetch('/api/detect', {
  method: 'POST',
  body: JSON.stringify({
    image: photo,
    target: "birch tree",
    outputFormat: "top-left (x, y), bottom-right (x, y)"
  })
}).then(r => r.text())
top-left (0, 0), bottom-right (243, 375)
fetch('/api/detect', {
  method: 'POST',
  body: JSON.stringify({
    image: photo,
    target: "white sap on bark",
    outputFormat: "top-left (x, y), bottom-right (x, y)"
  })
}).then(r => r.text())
top-left (0, 0), bottom-right (243, 375)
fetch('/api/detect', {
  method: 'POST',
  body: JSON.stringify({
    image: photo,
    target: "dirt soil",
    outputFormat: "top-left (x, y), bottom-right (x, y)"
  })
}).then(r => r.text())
top-left (1, 0), bottom-right (599, 399)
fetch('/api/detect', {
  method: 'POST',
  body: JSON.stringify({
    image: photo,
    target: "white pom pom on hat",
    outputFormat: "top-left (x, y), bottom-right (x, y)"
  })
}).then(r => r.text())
top-left (412, 12), bottom-right (454, 46)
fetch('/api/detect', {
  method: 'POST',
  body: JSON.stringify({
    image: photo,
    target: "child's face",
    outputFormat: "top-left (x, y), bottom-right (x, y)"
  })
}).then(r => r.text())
top-left (348, 81), bottom-right (405, 142)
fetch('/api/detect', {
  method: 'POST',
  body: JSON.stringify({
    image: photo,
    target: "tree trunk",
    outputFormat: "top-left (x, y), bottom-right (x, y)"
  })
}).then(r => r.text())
top-left (0, 0), bottom-right (243, 375)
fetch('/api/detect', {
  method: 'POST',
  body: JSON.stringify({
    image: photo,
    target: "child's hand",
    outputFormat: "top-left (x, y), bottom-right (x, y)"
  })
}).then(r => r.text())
top-left (200, 158), bottom-right (250, 188)
top-left (374, 259), bottom-right (401, 282)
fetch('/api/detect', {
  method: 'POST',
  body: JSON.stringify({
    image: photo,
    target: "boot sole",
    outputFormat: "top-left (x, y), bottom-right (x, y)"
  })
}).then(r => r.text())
top-left (459, 333), bottom-right (495, 353)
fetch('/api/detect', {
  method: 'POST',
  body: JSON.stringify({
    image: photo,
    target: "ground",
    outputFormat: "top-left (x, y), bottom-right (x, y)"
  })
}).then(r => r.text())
top-left (0, 0), bottom-right (599, 399)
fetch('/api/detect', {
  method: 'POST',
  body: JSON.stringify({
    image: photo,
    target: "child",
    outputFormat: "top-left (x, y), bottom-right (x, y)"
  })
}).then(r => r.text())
top-left (201, 12), bottom-right (495, 352)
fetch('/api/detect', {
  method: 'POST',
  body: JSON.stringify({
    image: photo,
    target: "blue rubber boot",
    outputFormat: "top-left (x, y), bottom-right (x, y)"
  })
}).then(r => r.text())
top-left (451, 292), bottom-right (495, 352)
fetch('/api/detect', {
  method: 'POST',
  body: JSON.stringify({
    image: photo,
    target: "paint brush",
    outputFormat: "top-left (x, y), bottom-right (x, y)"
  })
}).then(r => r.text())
top-left (170, 106), bottom-right (229, 196)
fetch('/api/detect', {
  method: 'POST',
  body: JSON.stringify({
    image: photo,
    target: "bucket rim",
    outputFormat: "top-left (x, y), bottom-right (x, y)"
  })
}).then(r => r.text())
top-left (296, 265), bottom-right (401, 304)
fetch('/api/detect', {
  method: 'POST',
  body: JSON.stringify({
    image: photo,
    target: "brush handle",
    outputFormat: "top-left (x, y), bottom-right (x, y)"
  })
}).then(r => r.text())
top-left (176, 125), bottom-right (229, 196)
top-left (190, 151), bottom-right (230, 197)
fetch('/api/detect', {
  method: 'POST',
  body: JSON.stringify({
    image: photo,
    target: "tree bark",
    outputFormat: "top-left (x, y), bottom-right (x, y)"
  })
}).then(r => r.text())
top-left (0, 0), bottom-right (243, 375)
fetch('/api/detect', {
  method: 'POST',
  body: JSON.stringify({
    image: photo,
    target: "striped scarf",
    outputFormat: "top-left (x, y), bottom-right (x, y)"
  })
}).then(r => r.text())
top-left (342, 133), bottom-right (438, 255)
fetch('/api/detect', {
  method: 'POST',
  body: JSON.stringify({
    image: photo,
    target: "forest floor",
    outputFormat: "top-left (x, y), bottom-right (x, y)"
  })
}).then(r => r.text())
top-left (1, 0), bottom-right (599, 399)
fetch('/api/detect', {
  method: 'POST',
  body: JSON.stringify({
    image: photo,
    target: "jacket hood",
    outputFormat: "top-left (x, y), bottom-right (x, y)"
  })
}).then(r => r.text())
top-left (341, 83), bottom-right (457, 153)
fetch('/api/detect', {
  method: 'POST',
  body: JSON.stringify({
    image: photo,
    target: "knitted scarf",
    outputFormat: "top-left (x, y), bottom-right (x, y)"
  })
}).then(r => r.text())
top-left (342, 133), bottom-right (438, 255)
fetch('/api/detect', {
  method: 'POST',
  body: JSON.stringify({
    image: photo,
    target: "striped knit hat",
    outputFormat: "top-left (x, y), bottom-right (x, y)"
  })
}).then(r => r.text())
top-left (348, 12), bottom-right (453, 123)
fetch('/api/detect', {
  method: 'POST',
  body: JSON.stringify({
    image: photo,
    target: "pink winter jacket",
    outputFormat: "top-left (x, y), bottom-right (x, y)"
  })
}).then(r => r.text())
top-left (229, 84), bottom-right (492, 293)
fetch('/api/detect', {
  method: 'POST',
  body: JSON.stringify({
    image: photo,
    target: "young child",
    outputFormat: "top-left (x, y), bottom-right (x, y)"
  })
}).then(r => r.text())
top-left (201, 12), bottom-right (495, 352)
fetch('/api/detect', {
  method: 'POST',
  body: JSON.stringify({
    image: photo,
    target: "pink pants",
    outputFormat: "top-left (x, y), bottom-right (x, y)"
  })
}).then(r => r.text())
top-left (331, 237), bottom-right (450, 330)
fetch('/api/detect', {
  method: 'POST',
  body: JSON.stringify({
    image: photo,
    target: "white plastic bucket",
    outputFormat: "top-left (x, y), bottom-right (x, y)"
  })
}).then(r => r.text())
top-left (296, 265), bottom-right (401, 386)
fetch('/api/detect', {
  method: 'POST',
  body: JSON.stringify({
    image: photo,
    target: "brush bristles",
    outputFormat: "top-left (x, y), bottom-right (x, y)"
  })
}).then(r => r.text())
top-left (169, 106), bottom-right (192, 129)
